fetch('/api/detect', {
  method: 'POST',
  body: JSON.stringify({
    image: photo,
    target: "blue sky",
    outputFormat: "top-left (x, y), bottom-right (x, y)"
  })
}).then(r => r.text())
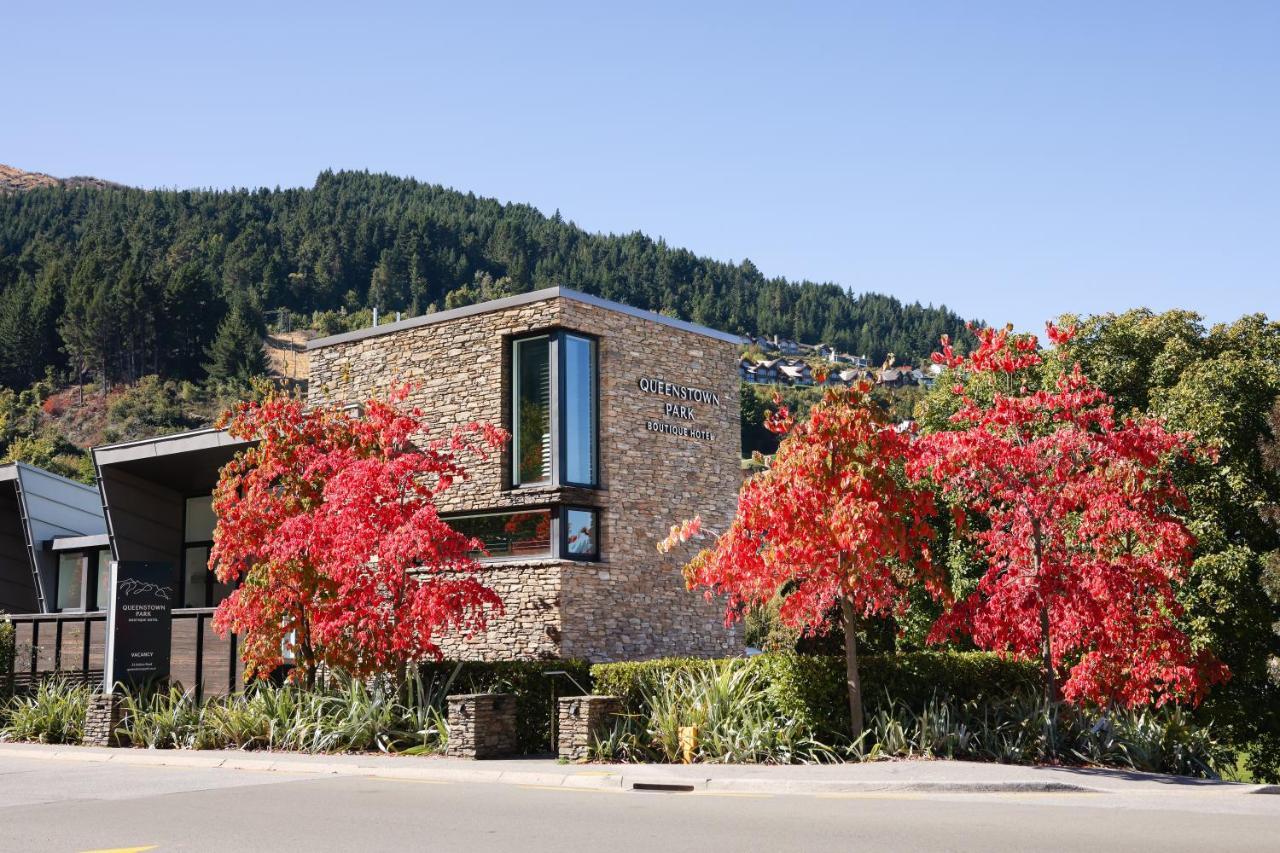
top-left (4, 1), bottom-right (1277, 332)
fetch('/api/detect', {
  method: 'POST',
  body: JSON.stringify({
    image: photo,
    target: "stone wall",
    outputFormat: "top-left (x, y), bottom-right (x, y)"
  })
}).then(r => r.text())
top-left (435, 561), bottom-right (563, 661)
top-left (557, 695), bottom-right (621, 762)
top-left (84, 693), bottom-right (126, 747)
top-left (445, 693), bottom-right (518, 759)
top-left (309, 292), bottom-right (743, 662)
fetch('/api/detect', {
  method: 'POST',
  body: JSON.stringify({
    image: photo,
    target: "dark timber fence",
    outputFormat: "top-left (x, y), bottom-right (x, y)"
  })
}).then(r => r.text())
top-left (3, 609), bottom-right (245, 700)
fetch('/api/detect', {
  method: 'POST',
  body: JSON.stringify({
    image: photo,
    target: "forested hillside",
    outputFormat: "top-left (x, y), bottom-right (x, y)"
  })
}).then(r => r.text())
top-left (0, 169), bottom-right (977, 391)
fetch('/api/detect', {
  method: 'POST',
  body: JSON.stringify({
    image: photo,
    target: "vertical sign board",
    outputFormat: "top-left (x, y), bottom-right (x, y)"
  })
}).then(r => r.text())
top-left (103, 561), bottom-right (175, 692)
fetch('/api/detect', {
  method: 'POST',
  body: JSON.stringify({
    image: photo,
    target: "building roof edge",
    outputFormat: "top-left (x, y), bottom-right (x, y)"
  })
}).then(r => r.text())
top-left (305, 286), bottom-right (742, 350)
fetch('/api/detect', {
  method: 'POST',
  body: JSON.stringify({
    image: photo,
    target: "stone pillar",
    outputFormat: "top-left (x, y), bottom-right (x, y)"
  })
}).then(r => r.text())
top-left (445, 693), bottom-right (517, 759)
top-left (84, 693), bottom-right (127, 747)
top-left (557, 695), bottom-right (621, 762)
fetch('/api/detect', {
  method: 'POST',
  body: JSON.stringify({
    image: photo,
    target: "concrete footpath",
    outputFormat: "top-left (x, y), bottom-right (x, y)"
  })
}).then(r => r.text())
top-left (1, 742), bottom-right (1274, 796)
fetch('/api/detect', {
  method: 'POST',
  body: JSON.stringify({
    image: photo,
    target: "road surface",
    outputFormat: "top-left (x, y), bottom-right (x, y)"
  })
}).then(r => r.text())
top-left (1, 753), bottom-right (1277, 852)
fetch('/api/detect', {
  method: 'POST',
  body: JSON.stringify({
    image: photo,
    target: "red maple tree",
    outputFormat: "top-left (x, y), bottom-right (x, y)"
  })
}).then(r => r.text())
top-left (910, 324), bottom-right (1228, 708)
top-left (210, 388), bottom-right (507, 686)
top-left (663, 380), bottom-right (941, 737)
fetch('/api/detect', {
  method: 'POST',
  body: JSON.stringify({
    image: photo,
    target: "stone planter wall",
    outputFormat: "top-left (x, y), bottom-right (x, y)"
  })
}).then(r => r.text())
top-left (557, 695), bottom-right (621, 762)
top-left (83, 693), bottom-right (127, 747)
top-left (445, 693), bottom-right (517, 759)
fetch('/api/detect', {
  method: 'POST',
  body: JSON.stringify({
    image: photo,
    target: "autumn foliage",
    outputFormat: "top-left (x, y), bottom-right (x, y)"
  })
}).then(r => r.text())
top-left (663, 380), bottom-right (941, 736)
top-left (210, 388), bottom-right (507, 685)
top-left (910, 324), bottom-right (1228, 708)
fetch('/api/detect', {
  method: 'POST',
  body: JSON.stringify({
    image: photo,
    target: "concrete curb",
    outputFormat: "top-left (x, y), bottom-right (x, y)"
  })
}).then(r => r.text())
top-left (1, 743), bottom-right (1266, 796)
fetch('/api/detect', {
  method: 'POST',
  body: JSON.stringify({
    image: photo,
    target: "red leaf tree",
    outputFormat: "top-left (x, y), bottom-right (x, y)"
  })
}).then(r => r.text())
top-left (210, 388), bottom-right (507, 687)
top-left (909, 324), bottom-right (1228, 708)
top-left (663, 381), bottom-right (941, 737)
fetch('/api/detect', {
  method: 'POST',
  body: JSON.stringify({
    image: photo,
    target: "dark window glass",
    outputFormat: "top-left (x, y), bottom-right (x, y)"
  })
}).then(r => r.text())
top-left (450, 510), bottom-right (553, 560)
top-left (513, 336), bottom-right (552, 486)
top-left (56, 553), bottom-right (86, 611)
top-left (564, 508), bottom-right (598, 560)
top-left (563, 335), bottom-right (597, 485)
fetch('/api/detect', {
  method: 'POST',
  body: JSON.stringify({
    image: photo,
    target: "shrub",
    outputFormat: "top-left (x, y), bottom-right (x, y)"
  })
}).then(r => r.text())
top-left (119, 686), bottom-right (209, 749)
top-left (0, 679), bottom-right (91, 744)
top-left (418, 659), bottom-right (592, 753)
top-left (592, 652), bottom-right (1041, 741)
top-left (119, 672), bottom-right (456, 754)
top-left (592, 663), bottom-right (836, 764)
top-left (588, 661), bottom-right (1229, 777)
top-left (852, 692), bottom-right (1231, 778)
top-left (588, 657), bottom-right (720, 716)
top-left (105, 376), bottom-right (201, 444)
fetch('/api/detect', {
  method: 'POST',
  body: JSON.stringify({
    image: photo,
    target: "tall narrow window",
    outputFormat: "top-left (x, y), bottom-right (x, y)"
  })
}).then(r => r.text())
top-left (511, 331), bottom-right (598, 488)
top-left (93, 551), bottom-right (111, 611)
top-left (56, 553), bottom-right (86, 611)
top-left (562, 334), bottom-right (597, 485)
top-left (513, 336), bottom-right (552, 486)
top-left (183, 495), bottom-right (229, 608)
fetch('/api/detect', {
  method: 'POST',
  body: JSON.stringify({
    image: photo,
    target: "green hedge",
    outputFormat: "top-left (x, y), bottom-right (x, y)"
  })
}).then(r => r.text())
top-left (591, 652), bottom-right (1041, 740)
top-left (418, 659), bottom-right (593, 754)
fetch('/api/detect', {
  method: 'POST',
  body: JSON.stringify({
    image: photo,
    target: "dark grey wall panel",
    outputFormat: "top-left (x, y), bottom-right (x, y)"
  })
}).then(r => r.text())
top-left (0, 488), bottom-right (37, 613)
top-left (99, 466), bottom-right (182, 564)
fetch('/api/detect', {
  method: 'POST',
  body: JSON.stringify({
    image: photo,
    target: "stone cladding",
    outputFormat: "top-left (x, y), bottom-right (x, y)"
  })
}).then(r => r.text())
top-left (445, 693), bottom-right (517, 759)
top-left (557, 695), bottom-right (622, 762)
top-left (309, 293), bottom-right (743, 661)
top-left (84, 693), bottom-right (126, 747)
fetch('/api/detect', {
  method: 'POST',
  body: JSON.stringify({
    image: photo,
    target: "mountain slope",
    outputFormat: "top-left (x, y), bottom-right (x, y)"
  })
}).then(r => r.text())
top-left (0, 163), bottom-right (117, 193)
top-left (0, 168), bottom-right (978, 390)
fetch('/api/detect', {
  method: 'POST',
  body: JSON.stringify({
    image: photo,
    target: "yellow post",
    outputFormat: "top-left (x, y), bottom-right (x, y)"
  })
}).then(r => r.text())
top-left (678, 725), bottom-right (699, 763)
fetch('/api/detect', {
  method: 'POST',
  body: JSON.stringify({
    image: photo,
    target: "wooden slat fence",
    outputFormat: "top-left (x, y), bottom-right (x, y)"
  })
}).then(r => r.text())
top-left (3, 609), bottom-right (245, 700)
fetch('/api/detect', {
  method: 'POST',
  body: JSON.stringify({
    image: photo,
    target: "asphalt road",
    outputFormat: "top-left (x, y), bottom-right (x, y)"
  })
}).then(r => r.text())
top-left (1, 754), bottom-right (1278, 853)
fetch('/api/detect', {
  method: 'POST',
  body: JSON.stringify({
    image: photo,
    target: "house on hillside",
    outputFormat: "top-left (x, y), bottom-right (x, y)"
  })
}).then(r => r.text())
top-left (777, 360), bottom-right (813, 386)
top-left (878, 367), bottom-right (909, 388)
top-left (771, 336), bottom-right (801, 356)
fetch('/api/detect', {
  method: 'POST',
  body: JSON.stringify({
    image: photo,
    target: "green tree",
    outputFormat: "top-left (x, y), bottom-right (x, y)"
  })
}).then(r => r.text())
top-left (204, 303), bottom-right (267, 384)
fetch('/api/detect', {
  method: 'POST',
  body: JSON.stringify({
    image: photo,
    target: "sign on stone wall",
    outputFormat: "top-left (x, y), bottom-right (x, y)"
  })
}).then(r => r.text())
top-left (104, 561), bottom-right (175, 692)
top-left (637, 377), bottom-right (721, 442)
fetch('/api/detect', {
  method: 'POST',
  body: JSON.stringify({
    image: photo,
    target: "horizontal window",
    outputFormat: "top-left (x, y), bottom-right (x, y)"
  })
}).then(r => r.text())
top-left (447, 506), bottom-right (600, 562)
top-left (450, 509), bottom-right (553, 560)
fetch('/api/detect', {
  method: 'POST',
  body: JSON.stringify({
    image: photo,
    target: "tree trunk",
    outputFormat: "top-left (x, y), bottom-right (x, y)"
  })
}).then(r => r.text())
top-left (840, 595), bottom-right (864, 741)
top-left (1029, 518), bottom-right (1058, 706)
top-left (1039, 604), bottom-right (1058, 706)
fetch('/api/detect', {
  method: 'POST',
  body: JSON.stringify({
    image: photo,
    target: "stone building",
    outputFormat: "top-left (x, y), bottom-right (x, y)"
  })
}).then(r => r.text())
top-left (307, 288), bottom-right (743, 661)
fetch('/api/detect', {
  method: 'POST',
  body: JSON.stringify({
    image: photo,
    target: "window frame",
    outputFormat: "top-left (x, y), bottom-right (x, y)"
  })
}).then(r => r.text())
top-left (180, 494), bottom-right (232, 609)
top-left (559, 505), bottom-right (600, 562)
top-left (511, 333), bottom-right (555, 488)
top-left (54, 547), bottom-right (111, 612)
top-left (447, 506), bottom-right (556, 562)
top-left (443, 505), bottom-right (600, 563)
top-left (510, 329), bottom-right (600, 490)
